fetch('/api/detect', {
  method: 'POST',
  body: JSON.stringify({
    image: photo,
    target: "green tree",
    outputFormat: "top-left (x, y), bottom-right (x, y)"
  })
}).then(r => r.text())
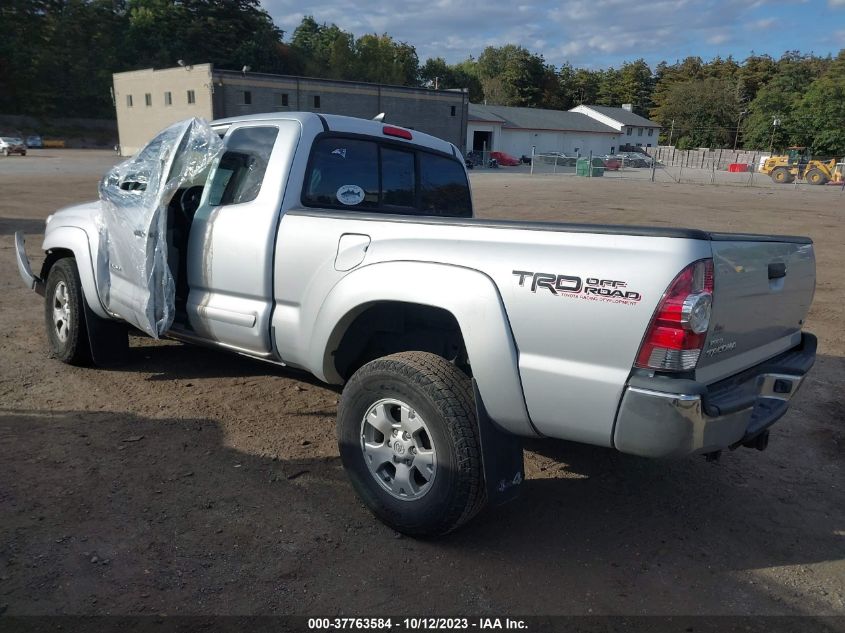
top-left (651, 78), bottom-right (741, 148)
top-left (793, 52), bottom-right (845, 155)
top-left (476, 45), bottom-right (546, 106)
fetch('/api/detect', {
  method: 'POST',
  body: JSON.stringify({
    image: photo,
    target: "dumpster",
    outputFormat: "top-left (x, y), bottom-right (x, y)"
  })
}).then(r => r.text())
top-left (576, 157), bottom-right (605, 177)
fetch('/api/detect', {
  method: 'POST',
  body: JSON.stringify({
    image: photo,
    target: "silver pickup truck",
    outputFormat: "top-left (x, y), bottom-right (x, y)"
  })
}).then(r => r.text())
top-left (15, 113), bottom-right (817, 536)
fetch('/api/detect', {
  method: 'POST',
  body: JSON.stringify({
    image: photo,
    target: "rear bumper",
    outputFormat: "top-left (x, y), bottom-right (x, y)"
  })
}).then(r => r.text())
top-left (613, 333), bottom-right (816, 458)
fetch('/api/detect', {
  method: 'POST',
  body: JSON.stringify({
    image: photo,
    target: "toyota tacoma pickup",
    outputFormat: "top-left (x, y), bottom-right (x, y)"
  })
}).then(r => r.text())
top-left (15, 114), bottom-right (817, 536)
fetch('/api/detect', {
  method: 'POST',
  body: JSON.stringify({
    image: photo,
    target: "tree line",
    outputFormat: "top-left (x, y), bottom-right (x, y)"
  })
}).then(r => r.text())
top-left (1, 1), bottom-right (843, 154)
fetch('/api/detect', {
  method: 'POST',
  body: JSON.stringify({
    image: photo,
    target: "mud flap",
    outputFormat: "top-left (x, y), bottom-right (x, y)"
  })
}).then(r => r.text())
top-left (473, 379), bottom-right (524, 506)
top-left (82, 301), bottom-right (129, 367)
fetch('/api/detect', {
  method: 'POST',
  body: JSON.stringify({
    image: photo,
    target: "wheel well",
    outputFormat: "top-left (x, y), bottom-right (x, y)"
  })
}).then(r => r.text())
top-left (333, 302), bottom-right (469, 380)
top-left (39, 248), bottom-right (74, 281)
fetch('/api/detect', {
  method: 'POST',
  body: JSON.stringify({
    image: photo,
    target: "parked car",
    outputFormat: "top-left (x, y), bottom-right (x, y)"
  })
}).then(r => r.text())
top-left (616, 152), bottom-right (653, 168)
top-left (539, 152), bottom-right (577, 166)
top-left (490, 151), bottom-right (521, 166)
top-left (15, 114), bottom-right (817, 536)
top-left (26, 135), bottom-right (43, 148)
top-left (0, 137), bottom-right (27, 156)
top-left (602, 156), bottom-right (622, 170)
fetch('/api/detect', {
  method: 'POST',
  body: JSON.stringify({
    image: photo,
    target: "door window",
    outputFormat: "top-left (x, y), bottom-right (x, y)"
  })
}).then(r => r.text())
top-left (208, 126), bottom-right (279, 206)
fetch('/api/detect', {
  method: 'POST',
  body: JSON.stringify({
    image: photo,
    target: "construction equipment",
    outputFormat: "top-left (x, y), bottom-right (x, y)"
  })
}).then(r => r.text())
top-left (761, 147), bottom-right (841, 185)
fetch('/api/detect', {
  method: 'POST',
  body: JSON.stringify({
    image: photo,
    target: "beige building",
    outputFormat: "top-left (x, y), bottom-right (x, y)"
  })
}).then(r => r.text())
top-left (113, 64), bottom-right (215, 155)
top-left (113, 64), bottom-right (468, 155)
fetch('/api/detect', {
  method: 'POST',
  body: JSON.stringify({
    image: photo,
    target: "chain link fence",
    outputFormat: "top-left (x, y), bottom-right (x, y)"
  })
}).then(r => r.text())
top-left (524, 146), bottom-right (845, 191)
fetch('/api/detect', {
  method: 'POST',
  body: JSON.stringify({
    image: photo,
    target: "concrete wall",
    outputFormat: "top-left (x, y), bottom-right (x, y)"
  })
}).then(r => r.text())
top-left (113, 64), bottom-right (215, 155)
top-left (212, 71), bottom-right (467, 149)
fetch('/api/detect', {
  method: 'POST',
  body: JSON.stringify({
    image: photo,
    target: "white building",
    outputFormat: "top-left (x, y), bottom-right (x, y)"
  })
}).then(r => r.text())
top-left (569, 104), bottom-right (662, 149)
top-left (467, 104), bottom-right (621, 158)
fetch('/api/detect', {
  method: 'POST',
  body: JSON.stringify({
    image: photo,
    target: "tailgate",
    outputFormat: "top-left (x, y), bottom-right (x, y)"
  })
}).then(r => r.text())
top-left (696, 236), bottom-right (815, 383)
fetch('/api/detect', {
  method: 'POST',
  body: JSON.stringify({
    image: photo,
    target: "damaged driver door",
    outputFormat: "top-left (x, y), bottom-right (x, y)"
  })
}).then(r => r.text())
top-left (96, 119), bottom-right (222, 338)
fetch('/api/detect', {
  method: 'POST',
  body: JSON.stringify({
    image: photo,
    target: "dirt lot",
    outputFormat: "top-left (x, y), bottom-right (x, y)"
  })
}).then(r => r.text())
top-left (1, 150), bottom-right (843, 617)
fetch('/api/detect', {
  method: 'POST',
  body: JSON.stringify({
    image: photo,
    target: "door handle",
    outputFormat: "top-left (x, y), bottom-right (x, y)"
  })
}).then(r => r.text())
top-left (768, 263), bottom-right (786, 280)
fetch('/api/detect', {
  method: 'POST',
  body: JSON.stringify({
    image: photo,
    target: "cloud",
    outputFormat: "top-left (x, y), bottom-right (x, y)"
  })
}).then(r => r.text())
top-left (263, 0), bottom-right (840, 68)
top-left (829, 0), bottom-right (845, 6)
top-left (750, 17), bottom-right (777, 29)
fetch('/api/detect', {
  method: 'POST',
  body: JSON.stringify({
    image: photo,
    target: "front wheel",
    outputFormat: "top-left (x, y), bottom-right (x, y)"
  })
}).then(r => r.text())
top-left (337, 352), bottom-right (486, 536)
top-left (805, 168), bottom-right (828, 185)
top-left (44, 258), bottom-right (91, 365)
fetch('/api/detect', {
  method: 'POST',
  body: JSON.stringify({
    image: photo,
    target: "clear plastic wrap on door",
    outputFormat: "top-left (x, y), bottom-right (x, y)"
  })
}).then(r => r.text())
top-left (96, 118), bottom-right (224, 338)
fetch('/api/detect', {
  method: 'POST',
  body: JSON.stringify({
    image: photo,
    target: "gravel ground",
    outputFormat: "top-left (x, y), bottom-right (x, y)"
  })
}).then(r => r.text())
top-left (0, 150), bottom-right (843, 618)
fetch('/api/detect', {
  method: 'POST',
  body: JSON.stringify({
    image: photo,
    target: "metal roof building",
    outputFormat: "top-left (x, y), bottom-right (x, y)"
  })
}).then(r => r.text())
top-left (467, 103), bottom-right (621, 158)
top-left (569, 104), bottom-right (662, 148)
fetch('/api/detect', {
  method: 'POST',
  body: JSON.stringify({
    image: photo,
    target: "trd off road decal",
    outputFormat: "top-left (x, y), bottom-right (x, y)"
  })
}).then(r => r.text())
top-left (513, 270), bottom-right (642, 306)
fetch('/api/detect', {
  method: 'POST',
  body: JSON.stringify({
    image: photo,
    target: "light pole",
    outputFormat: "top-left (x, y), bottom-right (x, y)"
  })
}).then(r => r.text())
top-left (769, 116), bottom-right (781, 154)
top-left (733, 110), bottom-right (747, 151)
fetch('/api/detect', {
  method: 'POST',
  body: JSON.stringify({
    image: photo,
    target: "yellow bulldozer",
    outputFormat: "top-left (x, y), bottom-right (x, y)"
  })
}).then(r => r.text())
top-left (761, 147), bottom-right (843, 185)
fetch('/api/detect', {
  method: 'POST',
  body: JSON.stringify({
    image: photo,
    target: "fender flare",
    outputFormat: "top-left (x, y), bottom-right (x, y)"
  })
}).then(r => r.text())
top-left (42, 226), bottom-right (109, 319)
top-left (309, 261), bottom-right (537, 438)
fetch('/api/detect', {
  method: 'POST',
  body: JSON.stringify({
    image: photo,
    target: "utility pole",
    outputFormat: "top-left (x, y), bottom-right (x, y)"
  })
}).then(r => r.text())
top-left (667, 119), bottom-right (675, 146)
top-left (733, 110), bottom-right (747, 151)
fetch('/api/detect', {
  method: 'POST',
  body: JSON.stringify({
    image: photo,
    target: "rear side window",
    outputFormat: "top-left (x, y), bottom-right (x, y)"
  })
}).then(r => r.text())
top-left (419, 152), bottom-right (472, 215)
top-left (208, 126), bottom-right (278, 206)
top-left (302, 135), bottom-right (470, 217)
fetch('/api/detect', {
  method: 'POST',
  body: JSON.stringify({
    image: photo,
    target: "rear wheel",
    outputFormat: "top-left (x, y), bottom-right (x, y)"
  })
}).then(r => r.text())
top-left (805, 168), bottom-right (828, 185)
top-left (44, 258), bottom-right (91, 365)
top-left (770, 167), bottom-right (794, 184)
top-left (337, 352), bottom-right (486, 536)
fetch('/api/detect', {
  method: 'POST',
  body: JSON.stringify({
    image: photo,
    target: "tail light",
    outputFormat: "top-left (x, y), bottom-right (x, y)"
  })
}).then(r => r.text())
top-left (383, 125), bottom-right (412, 140)
top-left (635, 259), bottom-right (714, 371)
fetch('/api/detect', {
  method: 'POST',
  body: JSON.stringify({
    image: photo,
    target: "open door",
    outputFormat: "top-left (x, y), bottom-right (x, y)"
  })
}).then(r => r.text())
top-left (96, 118), bottom-right (223, 338)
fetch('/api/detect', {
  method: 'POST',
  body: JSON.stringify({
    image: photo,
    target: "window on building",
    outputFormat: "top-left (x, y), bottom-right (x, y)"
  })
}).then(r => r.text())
top-left (242, 90), bottom-right (252, 105)
top-left (450, 105), bottom-right (456, 117)
top-left (302, 136), bottom-right (470, 217)
top-left (626, 127), bottom-right (632, 136)
top-left (144, 93), bottom-right (152, 107)
top-left (313, 95), bottom-right (321, 108)
top-left (274, 93), bottom-right (289, 108)
top-left (207, 126), bottom-right (279, 206)
top-left (164, 91), bottom-right (172, 106)
top-left (638, 128), bottom-right (643, 136)
top-left (610, 146), bottom-right (615, 154)
top-left (187, 90), bottom-right (196, 104)
top-left (647, 143), bottom-right (652, 147)
top-left (126, 94), bottom-right (133, 107)
top-left (648, 128), bottom-right (654, 137)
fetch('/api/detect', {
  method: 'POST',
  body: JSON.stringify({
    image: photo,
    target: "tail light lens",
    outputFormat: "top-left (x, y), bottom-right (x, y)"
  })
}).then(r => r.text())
top-left (635, 259), bottom-right (714, 371)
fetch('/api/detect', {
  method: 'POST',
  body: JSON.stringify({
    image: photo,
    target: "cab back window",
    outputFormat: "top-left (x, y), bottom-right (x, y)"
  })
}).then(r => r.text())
top-left (302, 135), bottom-right (470, 217)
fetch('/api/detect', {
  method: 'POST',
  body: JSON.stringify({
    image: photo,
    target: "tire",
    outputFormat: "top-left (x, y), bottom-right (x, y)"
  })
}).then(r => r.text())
top-left (805, 168), bottom-right (828, 185)
top-left (337, 352), bottom-right (486, 536)
top-left (44, 258), bottom-right (91, 365)
top-left (771, 167), bottom-right (794, 184)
